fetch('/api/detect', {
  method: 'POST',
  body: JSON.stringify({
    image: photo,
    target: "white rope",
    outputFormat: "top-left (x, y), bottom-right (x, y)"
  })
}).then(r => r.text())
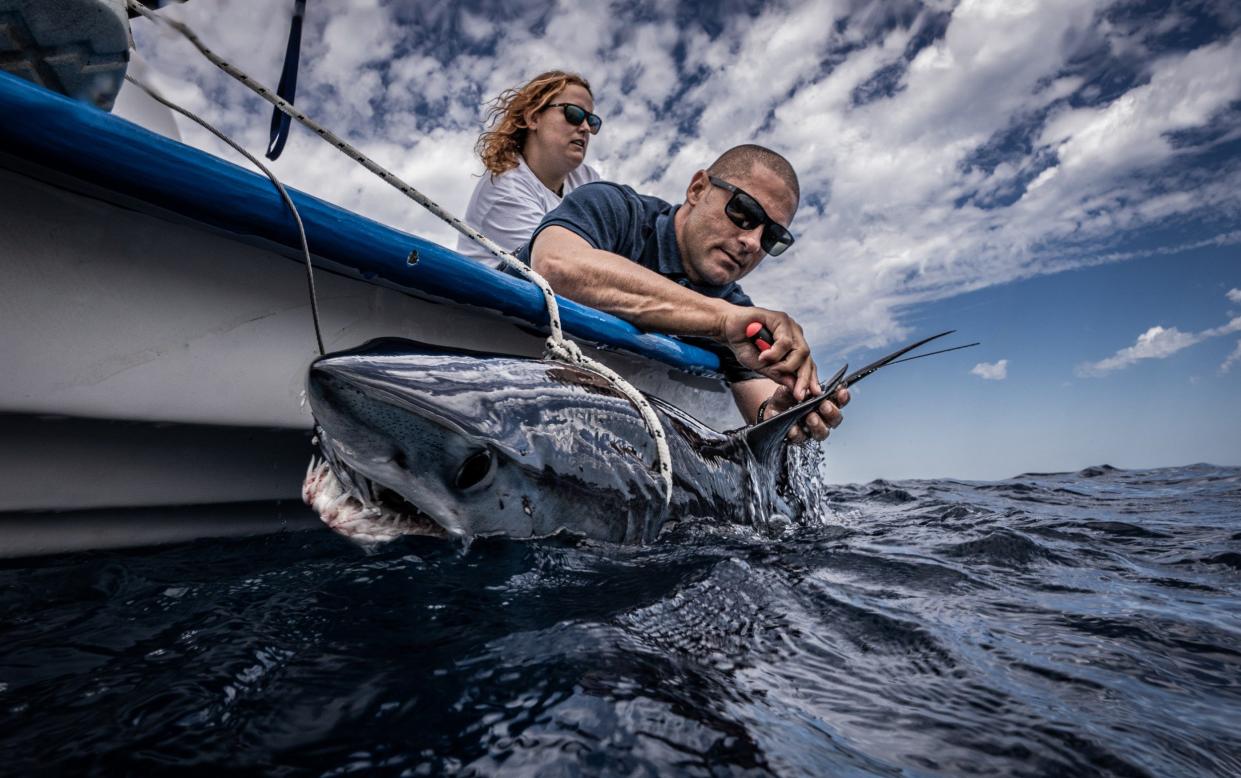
top-left (126, 0), bottom-right (674, 503)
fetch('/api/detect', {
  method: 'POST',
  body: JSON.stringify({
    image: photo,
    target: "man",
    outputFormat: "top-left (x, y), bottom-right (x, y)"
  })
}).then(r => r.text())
top-left (518, 144), bottom-right (846, 441)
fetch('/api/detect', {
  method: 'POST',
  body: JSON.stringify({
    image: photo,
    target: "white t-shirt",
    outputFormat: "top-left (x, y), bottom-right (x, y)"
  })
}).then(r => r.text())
top-left (456, 156), bottom-right (600, 265)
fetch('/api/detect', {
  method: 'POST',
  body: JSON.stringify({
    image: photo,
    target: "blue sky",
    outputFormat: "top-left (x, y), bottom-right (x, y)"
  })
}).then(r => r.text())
top-left (129, 0), bottom-right (1241, 482)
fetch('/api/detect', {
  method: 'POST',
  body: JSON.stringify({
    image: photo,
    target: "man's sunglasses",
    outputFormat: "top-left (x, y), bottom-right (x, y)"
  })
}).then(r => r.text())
top-left (545, 102), bottom-right (603, 135)
top-left (708, 176), bottom-right (795, 256)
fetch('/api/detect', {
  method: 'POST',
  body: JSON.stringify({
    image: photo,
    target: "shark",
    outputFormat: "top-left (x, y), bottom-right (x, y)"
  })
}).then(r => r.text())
top-left (301, 338), bottom-right (815, 545)
top-left (303, 333), bottom-right (967, 545)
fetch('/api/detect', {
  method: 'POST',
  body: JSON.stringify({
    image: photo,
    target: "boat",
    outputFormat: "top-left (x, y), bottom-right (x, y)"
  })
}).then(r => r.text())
top-left (0, 2), bottom-right (741, 556)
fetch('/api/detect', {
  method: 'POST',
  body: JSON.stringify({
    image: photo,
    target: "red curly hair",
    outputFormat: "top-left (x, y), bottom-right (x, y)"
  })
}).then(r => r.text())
top-left (475, 71), bottom-right (593, 176)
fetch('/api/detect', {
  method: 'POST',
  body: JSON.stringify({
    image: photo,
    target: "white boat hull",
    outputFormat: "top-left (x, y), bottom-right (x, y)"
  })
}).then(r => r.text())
top-left (0, 166), bottom-right (740, 555)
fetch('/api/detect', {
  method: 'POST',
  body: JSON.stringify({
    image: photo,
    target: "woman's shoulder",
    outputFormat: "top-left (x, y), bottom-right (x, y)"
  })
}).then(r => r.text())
top-left (470, 163), bottom-right (545, 207)
top-left (567, 163), bottom-right (602, 189)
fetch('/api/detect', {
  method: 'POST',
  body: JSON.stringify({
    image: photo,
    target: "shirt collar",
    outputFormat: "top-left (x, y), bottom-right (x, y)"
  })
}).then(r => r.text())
top-left (653, 204), bottom-right (686, 278)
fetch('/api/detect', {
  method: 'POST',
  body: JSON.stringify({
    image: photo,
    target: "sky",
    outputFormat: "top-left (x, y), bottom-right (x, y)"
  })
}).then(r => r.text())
top-left (129, 0), bottom-right (1241, 483)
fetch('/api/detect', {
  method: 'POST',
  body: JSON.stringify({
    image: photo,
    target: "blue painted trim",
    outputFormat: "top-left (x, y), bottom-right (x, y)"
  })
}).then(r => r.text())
top-left (0, 72), bottom-right (722, 374)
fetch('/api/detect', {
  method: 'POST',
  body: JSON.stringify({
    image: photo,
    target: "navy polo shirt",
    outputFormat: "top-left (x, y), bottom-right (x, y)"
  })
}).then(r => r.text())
top-left (515, 182), bottom-right (754, 308)
top-left (516, 182), bottom-right (761, 383)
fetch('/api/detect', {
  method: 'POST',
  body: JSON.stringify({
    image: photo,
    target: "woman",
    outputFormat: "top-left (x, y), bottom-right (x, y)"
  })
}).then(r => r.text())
top-left (456, 71), bottom-right (602, 265)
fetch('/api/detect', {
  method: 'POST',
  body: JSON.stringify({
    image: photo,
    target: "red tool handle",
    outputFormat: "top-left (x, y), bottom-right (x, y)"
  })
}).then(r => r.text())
top-left (746, 321), bottom-right (774, 352)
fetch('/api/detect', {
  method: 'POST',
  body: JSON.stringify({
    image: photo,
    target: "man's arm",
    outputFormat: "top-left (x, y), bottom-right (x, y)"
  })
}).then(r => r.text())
top-left (531, 226), bottom-right (821, 399)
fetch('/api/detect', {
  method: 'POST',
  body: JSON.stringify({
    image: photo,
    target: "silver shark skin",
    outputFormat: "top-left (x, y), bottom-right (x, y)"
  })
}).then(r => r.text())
top-left (303, 339), bottom-right (787, 545)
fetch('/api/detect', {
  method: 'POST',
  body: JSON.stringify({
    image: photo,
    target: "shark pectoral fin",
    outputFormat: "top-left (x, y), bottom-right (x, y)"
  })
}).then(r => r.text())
top-left (739, 330), bottom-right (976, 468)
top-left (740, 363), bottom-right (849, 466)
top-left (740, 412), bottom-right (797, 467)
top-left (740, 402), bottom-right (813, 467)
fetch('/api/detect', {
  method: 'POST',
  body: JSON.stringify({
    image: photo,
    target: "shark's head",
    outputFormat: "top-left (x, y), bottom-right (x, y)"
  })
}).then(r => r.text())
top-left (303, 339), bottom-right (671, 545)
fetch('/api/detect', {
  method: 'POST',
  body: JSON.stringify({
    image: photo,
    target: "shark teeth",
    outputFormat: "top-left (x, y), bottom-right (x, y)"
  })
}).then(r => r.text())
top-left (302, 453), bottom-right (447, 544)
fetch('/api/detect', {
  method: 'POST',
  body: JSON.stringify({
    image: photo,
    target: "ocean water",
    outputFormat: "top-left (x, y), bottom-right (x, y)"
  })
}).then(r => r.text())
top-left (2, 463), bottom-right (1239, 776)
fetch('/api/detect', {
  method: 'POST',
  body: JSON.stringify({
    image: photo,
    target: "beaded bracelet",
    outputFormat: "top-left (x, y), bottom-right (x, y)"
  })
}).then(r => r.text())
top-left (755, 398), bottom-right (773, 424)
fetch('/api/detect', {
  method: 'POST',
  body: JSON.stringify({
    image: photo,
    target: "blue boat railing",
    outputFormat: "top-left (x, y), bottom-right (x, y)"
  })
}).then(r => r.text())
top-left (0, 71), bottom-right (722, 375)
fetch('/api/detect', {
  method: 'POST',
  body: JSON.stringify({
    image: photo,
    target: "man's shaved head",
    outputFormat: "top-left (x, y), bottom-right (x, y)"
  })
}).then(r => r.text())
top-left (707, 144), bottom-right (800, 204)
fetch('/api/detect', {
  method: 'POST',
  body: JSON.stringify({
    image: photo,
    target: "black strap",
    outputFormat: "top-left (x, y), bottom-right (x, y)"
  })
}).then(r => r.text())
top-left (266, 0), bottom-right (307, 161)
top-left (128, 1), bottom-right (178, 16)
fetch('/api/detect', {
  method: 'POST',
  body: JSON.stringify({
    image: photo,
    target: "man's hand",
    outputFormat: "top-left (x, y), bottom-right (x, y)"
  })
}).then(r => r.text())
top-left (720, 306), bottom-right (819, 400)
top-left (763, 383), bottom-right (850, 443)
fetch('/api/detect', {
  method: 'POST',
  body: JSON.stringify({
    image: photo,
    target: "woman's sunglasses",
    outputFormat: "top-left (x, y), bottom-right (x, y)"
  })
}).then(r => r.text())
top-left (708, 176), bottom-right (795, 256)
top-left (545, 102), bottom-right (603, 135)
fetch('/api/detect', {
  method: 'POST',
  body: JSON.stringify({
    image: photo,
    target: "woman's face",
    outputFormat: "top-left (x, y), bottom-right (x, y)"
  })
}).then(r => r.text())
top-left (526, 83), bottom-right (595, 170)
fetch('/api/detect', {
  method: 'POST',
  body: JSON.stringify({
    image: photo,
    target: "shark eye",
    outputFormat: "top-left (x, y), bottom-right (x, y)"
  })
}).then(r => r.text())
top-left (453, 449), bottom-right (495, 491)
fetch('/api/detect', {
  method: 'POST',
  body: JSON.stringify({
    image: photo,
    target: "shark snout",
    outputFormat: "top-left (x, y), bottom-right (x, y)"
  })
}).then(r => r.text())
top-left (309, 356), bottom-right (429, 418)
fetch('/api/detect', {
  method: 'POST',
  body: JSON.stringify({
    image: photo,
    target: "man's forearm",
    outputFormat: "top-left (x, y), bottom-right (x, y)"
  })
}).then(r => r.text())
top-left (531, 226), bottom-right (822, 402)
top-left (730, 378), bottom-right (779, 425)
top-left (532, 228), bottom-right (732, 338)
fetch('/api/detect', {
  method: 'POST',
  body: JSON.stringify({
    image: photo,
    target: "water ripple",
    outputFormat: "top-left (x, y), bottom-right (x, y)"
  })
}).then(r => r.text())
top-left (1, 464), bottom-right (1239, 775)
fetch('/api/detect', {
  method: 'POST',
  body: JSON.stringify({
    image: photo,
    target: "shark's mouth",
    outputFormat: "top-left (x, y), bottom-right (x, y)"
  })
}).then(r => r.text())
top-left (302, 453), bottom-right (448, 543)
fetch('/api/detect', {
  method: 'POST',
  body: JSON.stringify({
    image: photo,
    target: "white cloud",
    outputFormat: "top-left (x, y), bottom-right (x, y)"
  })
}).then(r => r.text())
top-left (1041, 36), bottom-right (1241, 180)
top-left (971, 359), bottom-right (1008, 380)
top-left (1078, 326), bottom-right (1199, 377)
top-left (1221, 340), bottom-right (1241, 373)
top-left (127, 2), bottom-right (1241, 360)
top-left (1079, 301), bottom-right (1241, 377)
top-left (1227, 288), bottom-right (1241, 304)
top-left (1202, 315), bottom-right (1241, 338)
top-left (316, 0), bottom-right (396, 76)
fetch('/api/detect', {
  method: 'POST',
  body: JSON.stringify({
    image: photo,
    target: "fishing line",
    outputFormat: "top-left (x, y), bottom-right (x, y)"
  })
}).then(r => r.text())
top-left (882, 342), bottom-right (980, 368)
top-left (124, 74), bottom-right (325, 356)
top-left (125, 0), bottom-right (675, 502)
